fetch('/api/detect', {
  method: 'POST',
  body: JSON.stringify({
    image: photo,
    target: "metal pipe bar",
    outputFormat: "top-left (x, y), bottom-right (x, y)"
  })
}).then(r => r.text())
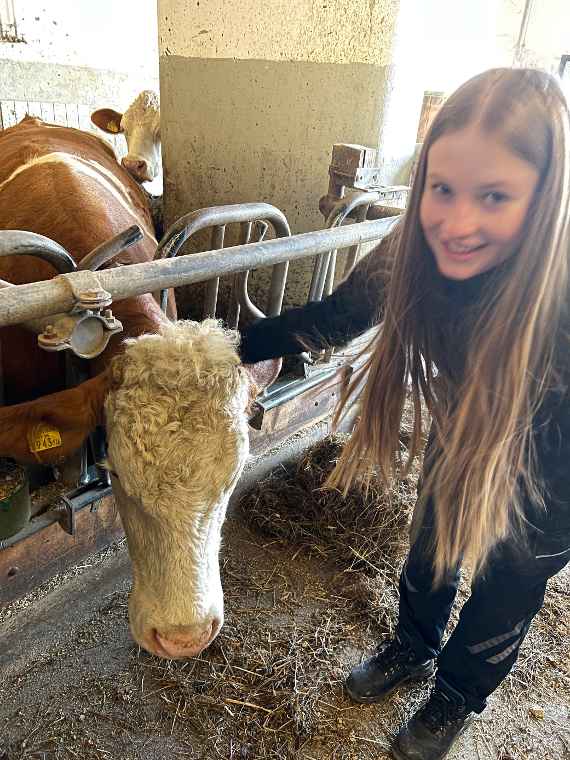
top-left (343, 203), bottom-right (370, 276)
top-left (157, 202), bottom-right (292, 314)
top-left (236, 221), bottom-right (269, 323)
top-left (266, 260), bottom-right (289, 316)
top-left (156, 202), bottom-right (291, 260)
top-left (0, 230), bottom-right (77, 273)
top-left (309, 191), bottom-right (380, 302)
top-left (324, 250), bottom-right (337, 297)
top-left (203, 225), bottom-right (226, 318)
top-left (78, 225), bottom-right (143, 272)
top-left (0, 217), bottom-right (397, 328)
top-left (227, 222), bottom-right (253, 328)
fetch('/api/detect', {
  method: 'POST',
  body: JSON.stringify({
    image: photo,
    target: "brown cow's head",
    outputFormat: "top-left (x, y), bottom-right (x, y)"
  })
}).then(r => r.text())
top-left (91, 90), bottom-right (161, 184)
top-left (0, 320), bottom-right (279, 659)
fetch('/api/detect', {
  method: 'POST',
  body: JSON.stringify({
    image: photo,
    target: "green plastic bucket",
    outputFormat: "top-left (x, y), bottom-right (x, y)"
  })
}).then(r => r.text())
top-left (0, 459), bottom-right (31, 540)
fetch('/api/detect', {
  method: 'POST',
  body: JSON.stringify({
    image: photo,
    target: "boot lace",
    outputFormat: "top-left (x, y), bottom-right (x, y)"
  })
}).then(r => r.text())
top-left (372, 638), bottom-right (415, 668)
top-left (418, 690), bottom-right (466, 735)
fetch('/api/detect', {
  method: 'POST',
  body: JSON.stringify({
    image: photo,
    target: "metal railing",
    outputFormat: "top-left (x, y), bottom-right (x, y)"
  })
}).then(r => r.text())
top-left (308, 191), bottom-right (381, 303)
top-left (154, 202), bottom-right (291, 321)
top-left (0, 217), bottom-right (397, 328)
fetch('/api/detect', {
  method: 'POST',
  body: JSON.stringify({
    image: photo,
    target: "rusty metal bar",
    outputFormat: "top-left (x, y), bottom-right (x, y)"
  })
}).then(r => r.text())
top-left (0, 217), bottom-right (397, 327)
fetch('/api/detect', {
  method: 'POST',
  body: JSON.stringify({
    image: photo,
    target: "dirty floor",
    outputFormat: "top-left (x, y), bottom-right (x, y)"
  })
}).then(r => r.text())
top-left (0, 511), bottom-right (568, 760)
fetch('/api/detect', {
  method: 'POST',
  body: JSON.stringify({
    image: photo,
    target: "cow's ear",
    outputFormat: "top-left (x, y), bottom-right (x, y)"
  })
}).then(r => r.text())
top-left (0, 372), bottom-right (111, 465)
top-left (91, 108), bottom-right (124, 134)
top-left (243, 359), bottom-right (281, 399)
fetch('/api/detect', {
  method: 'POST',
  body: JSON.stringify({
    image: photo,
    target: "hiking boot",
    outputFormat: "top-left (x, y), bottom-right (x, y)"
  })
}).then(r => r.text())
top-left (345, 637), bottom-right (435, 703)
top-left (392, 686), bottom-right (475, 760)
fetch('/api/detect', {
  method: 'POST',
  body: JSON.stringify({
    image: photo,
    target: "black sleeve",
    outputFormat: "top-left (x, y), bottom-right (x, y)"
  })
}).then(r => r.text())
top-left (239, 229), bottom-right (397, 363)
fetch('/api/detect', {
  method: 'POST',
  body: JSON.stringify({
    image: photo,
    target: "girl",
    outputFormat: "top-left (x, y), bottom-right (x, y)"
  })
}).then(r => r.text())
top-left (240, 68), bottom-right (570, 760)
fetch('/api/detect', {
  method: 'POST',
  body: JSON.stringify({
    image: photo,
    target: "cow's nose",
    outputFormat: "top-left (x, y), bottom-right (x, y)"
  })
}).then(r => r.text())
top-left (147, 618), bottom-right (221, 659)
top-left (122, 157), bottom-right (149, 180)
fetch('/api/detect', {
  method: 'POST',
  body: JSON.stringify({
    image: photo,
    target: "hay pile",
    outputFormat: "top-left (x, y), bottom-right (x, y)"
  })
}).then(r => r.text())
top-left (238, 434), bottom-right (419, 575)
top-left (0, 458), bottom-right (25, 500)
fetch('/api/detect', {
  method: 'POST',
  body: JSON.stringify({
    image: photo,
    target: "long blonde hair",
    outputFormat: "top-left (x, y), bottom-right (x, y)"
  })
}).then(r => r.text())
top-left (328, 68), bottom-right (570, 582)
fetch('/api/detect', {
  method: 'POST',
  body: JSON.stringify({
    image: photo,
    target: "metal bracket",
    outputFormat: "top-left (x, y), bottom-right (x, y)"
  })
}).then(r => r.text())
top-left (52, 477), bottom-right (113, 536)
top-left (63, 269), bottom-right (113, 310)
top-left (37, 271), bottom-right (122, 359)
top-left (38, 309), bottom-right (122, 359)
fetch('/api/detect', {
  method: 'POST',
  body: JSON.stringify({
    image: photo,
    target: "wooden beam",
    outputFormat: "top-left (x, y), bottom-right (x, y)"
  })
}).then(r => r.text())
top-left (0, 494), bottom-right (123, 607)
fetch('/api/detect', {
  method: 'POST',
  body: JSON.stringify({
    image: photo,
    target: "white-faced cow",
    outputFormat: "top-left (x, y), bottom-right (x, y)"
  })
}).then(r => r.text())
top-left (91, 90), bottom-right (161, 185)
top-left (0, 117), bottom-right (278, 659)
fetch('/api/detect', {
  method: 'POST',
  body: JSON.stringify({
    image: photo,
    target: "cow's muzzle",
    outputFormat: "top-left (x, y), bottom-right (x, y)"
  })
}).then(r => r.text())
top-left (139, 618), bottom-right (222, 659)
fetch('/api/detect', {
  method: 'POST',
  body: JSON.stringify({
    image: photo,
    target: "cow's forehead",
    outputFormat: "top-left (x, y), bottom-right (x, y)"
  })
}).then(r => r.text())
top-left (122, 90), bottom-right (160, 129)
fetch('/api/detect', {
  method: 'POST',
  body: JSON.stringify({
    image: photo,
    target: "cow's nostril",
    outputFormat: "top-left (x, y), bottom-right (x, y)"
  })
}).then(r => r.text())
top-left (122, 158), bottom-right (147, 174)
top-left (151, 619), bottom-right (220, 659)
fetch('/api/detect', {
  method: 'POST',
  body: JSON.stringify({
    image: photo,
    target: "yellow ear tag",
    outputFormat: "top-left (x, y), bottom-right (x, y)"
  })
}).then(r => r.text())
top-left (28, 423), bottom-right (62, 453)
top-left (107, 121), bottom-right (119, 133)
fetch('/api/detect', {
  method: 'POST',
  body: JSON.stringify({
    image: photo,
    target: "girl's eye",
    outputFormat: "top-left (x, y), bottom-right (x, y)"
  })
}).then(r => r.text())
top-left (431, 182), bottom-right (452, 197)
top-left (483, 191), bottom-right (509, 205)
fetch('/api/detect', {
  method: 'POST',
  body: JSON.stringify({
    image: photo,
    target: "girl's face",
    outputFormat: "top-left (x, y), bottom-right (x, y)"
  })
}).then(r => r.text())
top-left (420, 126), bottom-right (540, 280)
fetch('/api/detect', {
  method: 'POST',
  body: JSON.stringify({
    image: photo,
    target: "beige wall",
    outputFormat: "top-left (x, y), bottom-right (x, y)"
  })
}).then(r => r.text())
top-left (159, 0), bottom-right (415, 232)
top-left (159, 1), bottom-right (399, 65)
top-left (158, 0), bottom-right (424, 312)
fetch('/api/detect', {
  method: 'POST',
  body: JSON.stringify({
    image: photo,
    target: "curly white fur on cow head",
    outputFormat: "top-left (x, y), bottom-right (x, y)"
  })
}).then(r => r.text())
top-left (104, 319), bottom-right (254, 659)
top-left (105, 319), bottom-right (249, 512)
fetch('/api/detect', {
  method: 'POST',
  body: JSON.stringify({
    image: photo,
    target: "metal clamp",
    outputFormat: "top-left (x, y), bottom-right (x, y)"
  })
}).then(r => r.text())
top-left (38, 308), bottom-right (122, 359)
top-left (51, 477), bottom-right (113, 536)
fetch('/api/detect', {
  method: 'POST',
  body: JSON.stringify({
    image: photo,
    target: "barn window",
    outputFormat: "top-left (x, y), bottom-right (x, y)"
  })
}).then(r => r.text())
top-left (0, 0), bottom-right (24, 43)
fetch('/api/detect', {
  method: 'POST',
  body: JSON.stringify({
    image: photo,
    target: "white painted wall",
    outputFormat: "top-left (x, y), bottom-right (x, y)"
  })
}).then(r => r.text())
top-left (419, 1), bottom-right (570, 94)
top-left (1, 0), bottom-right (158, 82)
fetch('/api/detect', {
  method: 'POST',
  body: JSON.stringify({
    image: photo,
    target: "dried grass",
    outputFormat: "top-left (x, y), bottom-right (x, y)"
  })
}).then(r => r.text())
top-left (238, 434), bottom-right (418, 577)
top-left (1, 425), bottom-right (568, 760)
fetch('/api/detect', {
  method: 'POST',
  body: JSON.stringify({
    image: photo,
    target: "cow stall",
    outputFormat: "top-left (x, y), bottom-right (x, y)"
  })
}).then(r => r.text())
top-left (0, 183), bottom-right (398, 604)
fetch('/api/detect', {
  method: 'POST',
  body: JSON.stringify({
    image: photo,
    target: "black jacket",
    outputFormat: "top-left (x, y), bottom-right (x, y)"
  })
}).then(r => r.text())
top-left (240, 234), bottom-right (570, 550)
top-left (239, 233), bottom-right (395, 363)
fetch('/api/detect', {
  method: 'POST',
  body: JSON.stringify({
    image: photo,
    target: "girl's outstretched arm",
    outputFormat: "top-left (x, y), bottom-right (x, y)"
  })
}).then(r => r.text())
top-left (239, 230), bottom-right (397, 363)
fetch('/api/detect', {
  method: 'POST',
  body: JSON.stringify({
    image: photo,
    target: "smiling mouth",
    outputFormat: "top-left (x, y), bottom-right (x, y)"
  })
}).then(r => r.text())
top-left (441, 240), bottom-right (488, 258)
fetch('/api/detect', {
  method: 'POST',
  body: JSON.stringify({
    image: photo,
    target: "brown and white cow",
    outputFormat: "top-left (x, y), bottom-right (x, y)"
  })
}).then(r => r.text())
top-left (0, 118), bottom-right (278, 659)
top-left (91, 90), bottom-right (161, 185)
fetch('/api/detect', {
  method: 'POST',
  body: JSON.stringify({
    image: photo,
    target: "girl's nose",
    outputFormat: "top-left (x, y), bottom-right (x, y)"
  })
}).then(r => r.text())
top-left (441, 201), bottom-right (479, 239)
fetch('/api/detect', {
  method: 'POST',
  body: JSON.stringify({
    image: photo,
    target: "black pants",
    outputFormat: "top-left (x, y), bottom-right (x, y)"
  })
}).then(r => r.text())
top-left (395, 492), bottom-right (570, 713)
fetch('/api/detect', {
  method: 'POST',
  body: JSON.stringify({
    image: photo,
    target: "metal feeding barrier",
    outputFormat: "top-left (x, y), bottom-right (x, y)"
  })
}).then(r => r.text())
top-left (0, 209), bottom-right (397, 534)
top-left (0, 216), bottom-right (397, 328)
top-left (154, 202), bottom-right (292, 322)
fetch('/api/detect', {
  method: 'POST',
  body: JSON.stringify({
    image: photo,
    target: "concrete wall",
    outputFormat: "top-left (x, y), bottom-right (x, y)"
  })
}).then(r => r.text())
top-left (158, 0), bottom-right (425, 313)
top-left (159, 0), bottom-right (417, 231)
top-left (0, 0), bottom-right (159, 123)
